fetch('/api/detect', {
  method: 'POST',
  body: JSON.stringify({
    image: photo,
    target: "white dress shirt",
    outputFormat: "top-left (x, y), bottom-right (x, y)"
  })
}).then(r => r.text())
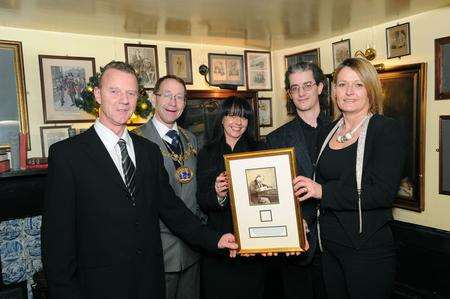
top-left (94, 119), bottom-right (136, 183)
top-left (152, 117), bottom-right (179, 143)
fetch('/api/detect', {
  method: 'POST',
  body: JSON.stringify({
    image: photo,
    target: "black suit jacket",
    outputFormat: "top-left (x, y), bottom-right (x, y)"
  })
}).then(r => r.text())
top-left (42, 126), bottom-right (220, 299)
top-left (316, 114), bottom-right (406, 249)
top-left (266, 115), bottom-right (330, 265)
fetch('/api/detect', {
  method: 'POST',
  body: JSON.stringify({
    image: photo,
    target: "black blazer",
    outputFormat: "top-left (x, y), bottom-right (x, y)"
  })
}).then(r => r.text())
top-left (316, 114), bottom-right (406, 249)
top-left (42, 127), bottom-right (220, 299)
top-left (265, 115), bottom-right (330, 265)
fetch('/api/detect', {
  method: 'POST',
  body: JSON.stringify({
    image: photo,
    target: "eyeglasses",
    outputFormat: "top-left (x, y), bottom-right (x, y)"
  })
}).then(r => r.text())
top-left (155, 92), bottom-right (186, 102)
top-left (289, 81), bottom-right (317, 94)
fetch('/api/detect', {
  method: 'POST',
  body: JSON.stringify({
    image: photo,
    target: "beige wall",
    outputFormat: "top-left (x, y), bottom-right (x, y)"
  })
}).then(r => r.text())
top-left (271, 7), bottom-right (450, 231)
top-left (0, 26), bottom-right (273, 158)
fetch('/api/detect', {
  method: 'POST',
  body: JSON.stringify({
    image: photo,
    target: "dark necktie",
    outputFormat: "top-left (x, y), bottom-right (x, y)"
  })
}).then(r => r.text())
top-left (118, 139), bottom-right (136, 197)
top-left (166, 130), bottom-right (181, 155)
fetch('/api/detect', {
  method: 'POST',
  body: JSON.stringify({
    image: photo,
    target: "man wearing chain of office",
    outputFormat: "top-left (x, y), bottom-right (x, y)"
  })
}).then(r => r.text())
top-left (133, 75), bottom-right (201, 299)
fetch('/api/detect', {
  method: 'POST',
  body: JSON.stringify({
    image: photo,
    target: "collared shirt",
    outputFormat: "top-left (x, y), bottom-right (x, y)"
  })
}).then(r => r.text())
top-left (297, 113), bottom-right (326, 162)
top-left (151, 117), bottom-right (179, 144)
top-left (94, 119), bottom-right (136, 183)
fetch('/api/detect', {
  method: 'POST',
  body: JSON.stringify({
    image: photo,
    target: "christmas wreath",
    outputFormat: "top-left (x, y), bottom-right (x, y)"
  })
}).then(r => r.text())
top-left (75, 67), bottom-right (153, 119)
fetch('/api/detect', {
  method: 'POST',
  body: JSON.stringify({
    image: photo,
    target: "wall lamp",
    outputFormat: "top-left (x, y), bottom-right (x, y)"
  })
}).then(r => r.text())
top-left (354, 47), bottom-right (377, 61)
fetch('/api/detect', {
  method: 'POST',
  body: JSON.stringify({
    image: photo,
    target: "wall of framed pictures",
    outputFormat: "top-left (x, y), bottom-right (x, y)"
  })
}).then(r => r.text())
top-left (271, 7), bottom-right (450, 231)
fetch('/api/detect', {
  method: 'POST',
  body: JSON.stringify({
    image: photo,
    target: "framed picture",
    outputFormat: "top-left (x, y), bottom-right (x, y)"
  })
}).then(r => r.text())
top-left (224, 148), bottom-right (306, 254)
top-left (245, 50), bottom-right (272, 91)
top-left (208, 53), bottom-right (245, 86)
top-left (165, 47), bottom-right (193, 84)
top-left (439, 116), bottom-right (450, 195)
top-left (0, 40), bottom-right (30, 160)
top-left (434, 36), bottom-right (450, 100)
top-left (332, 39), bottom-right (351, 69)
top-left (386, 22), bottom-right (411, 59)
top-left (38, 55), bottom-right (96, 123)
top-left (40, 126), bottom-right (71, 157)
top-left (124, 43), bottom-right (159, 89)
top-left (258, 97), bottom-right (272, 127)
top-left (378, 63), bottom-right (426, 211)
top-left (285, 48), bottom-right (321, 69)
top-left (179, 90), bottom-right (259, 149)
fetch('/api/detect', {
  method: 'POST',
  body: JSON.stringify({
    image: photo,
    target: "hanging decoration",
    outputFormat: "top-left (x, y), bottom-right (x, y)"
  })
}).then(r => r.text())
top-left (75, 67), bottom-right (153, 119)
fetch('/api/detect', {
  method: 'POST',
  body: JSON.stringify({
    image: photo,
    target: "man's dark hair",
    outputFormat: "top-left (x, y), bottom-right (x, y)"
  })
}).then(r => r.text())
top-left (284, 61), bottom-right (328, 111)
top-left (99, 61), bottom-right (138, 87)
top-left (154, 75), bottom-right (187, 94)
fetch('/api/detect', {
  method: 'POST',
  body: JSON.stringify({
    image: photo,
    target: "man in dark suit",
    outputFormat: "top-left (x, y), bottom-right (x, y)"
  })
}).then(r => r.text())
top-left (41, 61), bottom-right (238, 299)
top-left (266, 61), bottom-right (330, 299)
top-left (133, 75), bottom-right (202, 299)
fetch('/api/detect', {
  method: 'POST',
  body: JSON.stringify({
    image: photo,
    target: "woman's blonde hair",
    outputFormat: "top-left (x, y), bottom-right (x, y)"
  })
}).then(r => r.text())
top-left (333, 58), bottom-right (383, 114)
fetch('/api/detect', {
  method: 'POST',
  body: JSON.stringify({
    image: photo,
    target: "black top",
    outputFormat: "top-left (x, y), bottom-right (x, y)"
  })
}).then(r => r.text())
top-left (297, 113), bottom-right (327, 162)
top-left (197, 135), bottom-right (261, 236)
top-left (318, 142), bottom-right (357, 182)
top-left (315, 114), bottom-right (406, 249)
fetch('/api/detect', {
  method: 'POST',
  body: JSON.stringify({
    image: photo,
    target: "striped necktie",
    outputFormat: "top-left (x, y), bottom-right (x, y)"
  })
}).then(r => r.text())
top-left (118, 139), bottom-right (136, 197)
top-left (166, 130), bottom-right (181, 154)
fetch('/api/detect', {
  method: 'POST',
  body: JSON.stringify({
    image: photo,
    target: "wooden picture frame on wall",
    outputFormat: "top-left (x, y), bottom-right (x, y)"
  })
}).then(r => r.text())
top-left (38, 55), bottom-right (96, 123)
top-left (435, 36), bottom-right (450, 100)
top-left (244, 50), bottom-right (272, 91)
top-left (439, 115), bottom-right (450, 195)
top-left (258, 97), bottom-right (273, 127)
top-left (378, 63), bottom-right (426, 211)
top-left (285, 48), bottom-right (320, 69)
top-left (165, 47), bottom-right (193, 84)
top-left (208, 53), bottom-right (245, 86)
top-left (386, 22), bottom-right (411, 59)
top-left (0, 40), bottom-right (30, 151)
top-left (124, 43), bottom-right (159, 90)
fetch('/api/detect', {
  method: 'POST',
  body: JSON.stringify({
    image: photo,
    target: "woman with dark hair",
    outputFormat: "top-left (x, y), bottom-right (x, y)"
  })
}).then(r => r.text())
top-left (293, 58), bottom-right (406, 298)
top-left (197, 96), bottom-right (265, 299)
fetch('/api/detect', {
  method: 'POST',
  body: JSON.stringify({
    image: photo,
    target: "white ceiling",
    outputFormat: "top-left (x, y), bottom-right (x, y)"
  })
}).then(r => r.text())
top-left (1, 0), bottom-right (449, 50)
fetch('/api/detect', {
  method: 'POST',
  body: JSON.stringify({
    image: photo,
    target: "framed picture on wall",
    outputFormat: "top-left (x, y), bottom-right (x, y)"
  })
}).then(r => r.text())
top-left (40, 126), bottom-right (71, 157)
top-left (386, 23), bottom-right (411, 59)
top-left (124, 43), bottom-right (159, 89)
top-left (285, 48), bottom-right (321, 69)
top-left (165, 47), bottom-right (193, 84)
top-left (224, 148), bottom-right (306, 254)
top-left (258, 97), bottom-right (273, 127)
top-left (439, 116), bottom-right (450, 195)
top-left (208, 53), bottom-right (245, 86)
top-left (245, 50), bottom-right (272, 91)
top-left (38, 55), bottom-right (96, 123)
top-left (0, 40), bottom-right (30, 152)
top-left (435, 36), bottom-right (450, 100)
top-left (378, 63), bottom-right (426, 211)
top-left (332, 39), bottom-right (351, 69)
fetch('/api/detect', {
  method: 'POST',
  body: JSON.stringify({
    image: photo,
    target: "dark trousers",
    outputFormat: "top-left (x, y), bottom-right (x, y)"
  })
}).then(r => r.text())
top-left (321, 240), bottom-right (396, 299)
top-left (281, 251), bottom-right (327, 299)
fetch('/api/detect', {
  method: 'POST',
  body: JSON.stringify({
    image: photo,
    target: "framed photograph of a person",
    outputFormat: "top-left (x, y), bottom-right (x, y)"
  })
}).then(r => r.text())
top-left (285, 48), bottom-right (321, 69)
top-left (332, 39), bottom-right (351, 68)
top-left (208, 53), bottom-right (245, 86)
top-left (124, 43), bottom-right (159, 89)
top-left (40, 125), bottom-right (71, 157)
top-left (258, 97), bottom-right (273, 127)
top-left (38, 55), bottom-right (96, 123)
top-left (386, 22), bottom-right (411, 59)
top-left (165, 47), bottom-right (193, 84)
top-left (224, 148), bottom-right (306, 254)
top-left (245, 50), bottom-right (272, 91)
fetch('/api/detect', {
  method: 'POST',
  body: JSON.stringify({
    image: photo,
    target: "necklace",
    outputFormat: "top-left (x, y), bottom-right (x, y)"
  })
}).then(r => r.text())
top-left (336, 115), bottom-right (370, 143)
top-left (160, 129), bottom-right (197, 184)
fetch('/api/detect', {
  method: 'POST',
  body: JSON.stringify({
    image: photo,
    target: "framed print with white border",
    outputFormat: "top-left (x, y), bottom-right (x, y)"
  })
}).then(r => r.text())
top-left (245, 50), bottom-right (272, 91)
top-left (224, 147), bottom-right (306, 254)
top-left (40, 125), bottom-right (71, 157)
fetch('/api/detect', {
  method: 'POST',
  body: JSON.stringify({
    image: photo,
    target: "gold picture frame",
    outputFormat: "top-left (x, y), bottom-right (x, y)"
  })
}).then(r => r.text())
top-left (224, 148), bottom-right (306, 254)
